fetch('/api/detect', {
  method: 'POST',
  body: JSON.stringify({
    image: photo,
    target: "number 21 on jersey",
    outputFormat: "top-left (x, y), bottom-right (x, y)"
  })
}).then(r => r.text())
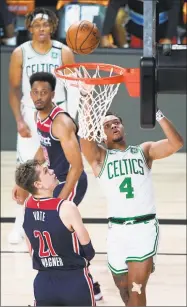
top-left (34, 230), bottom-right (57, 258)
top-left (119, 177), bottom-right (134, 199)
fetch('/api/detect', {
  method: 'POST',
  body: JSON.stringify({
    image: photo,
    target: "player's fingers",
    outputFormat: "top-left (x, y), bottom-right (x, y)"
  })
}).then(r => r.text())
top-left (20, 129), bottom-right (32, 138)
top-left (26, 131), bottom-right (32, 138)
top-left (18, 128), bottom-right (27, 137)
top-left (20, 132), bottom-right (29, 138)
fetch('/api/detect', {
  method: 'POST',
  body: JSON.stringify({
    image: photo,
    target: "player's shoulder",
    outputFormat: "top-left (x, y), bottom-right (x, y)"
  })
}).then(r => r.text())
top-left (50, 106), bottom-right (69, 122)
top-left (53, 111), bottom-right (78, 137)
top-left (138, 142), bottom-right (154, 165)
top-left (52, 40), bottom-right (63, 49)
top-left (59, 200), bottom-right (77, 215)
top-left (11, 44), bottom-right (23, 59)
top-left (139, 142), bottom-right (153, 153)
top-left (20, 40), bottom-right (31, 47)
top-left (11, 41), bottom-right (31, 59)
top-left (19, 40), bottom-right (31, 51)
top-left (54, 110), bottom-right (76, 126)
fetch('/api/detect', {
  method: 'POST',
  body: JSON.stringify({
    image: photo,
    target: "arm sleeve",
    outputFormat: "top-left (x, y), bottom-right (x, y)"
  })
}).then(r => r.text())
top-left (81, 240), bottom-right (95, 261)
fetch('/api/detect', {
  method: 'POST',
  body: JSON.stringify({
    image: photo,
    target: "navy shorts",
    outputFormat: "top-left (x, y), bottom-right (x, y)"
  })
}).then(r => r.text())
top-left (53, 171), bottom-right (88, 206)
top-left (34, 268), bottom-right (95, 306)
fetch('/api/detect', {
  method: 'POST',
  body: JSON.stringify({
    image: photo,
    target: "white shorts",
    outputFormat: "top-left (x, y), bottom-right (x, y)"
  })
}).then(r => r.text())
top-left (107, 218), bottom-right (159, 275)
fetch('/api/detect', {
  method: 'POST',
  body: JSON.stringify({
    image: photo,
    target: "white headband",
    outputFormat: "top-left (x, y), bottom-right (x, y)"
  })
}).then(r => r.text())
top-left (32, 13), bottom-right (49, 24)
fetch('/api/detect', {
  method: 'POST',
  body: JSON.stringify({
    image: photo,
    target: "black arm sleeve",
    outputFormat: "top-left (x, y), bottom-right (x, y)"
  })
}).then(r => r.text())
top-left (81, 241), bottom-right (95, 261)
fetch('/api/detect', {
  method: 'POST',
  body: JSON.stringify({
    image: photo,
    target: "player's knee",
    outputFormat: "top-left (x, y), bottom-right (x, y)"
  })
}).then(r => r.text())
top-left (129, 281), bottom-right (146, 299)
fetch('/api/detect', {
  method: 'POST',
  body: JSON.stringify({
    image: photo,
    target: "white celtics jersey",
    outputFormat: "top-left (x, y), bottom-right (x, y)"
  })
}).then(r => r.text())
top-left (97, 145), bottom-right (156, 218)
top-left (21, 40), bottom-right (66, 107)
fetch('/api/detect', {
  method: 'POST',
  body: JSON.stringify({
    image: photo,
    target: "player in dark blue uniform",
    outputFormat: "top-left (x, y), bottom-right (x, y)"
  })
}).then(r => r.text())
top-left (13, 72), bottom-right (87, 206)
top-left (35, 102), bottom-right (87, 204)
top-left (31, 72), bottom-right (87, 205)
top-left (13, 71), bottom-right (102, 300)
top-left (15, 159), bottom-right (96, 306)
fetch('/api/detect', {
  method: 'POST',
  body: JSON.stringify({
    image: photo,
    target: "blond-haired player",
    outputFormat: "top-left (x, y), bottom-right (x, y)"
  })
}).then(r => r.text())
top-left (79, 109), bottom-right (183, 306)
top-left (8, 7), bottom-right (79, 244)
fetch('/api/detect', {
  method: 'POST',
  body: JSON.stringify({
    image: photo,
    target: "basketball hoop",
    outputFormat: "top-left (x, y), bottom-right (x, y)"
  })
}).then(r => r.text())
top-left (55, 63), bottom-right (140, 143)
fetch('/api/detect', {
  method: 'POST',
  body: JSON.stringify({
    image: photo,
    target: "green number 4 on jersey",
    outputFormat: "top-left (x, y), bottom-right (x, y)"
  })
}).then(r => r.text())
top-left (119, 177), bottom-right (134, 198)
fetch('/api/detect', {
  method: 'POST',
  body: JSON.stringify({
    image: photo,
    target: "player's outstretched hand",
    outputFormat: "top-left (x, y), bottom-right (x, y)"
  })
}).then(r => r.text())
top-left (12, 184), bottom-right (29, 205)
top-left (17, 119), bottom-right (32, 138)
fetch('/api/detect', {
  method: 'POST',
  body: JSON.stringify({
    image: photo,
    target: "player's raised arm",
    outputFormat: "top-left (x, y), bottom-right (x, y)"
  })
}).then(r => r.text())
top-left (141, 108), bottom-right (184, 164)
top-left (78, 90), bottom-right (107, 175)
top-left (9, 47), bottom-right (31, 138)
top-left (80, 138), bottom-right (106, 174)
top-left (52, 113), bottom-right (83, 199)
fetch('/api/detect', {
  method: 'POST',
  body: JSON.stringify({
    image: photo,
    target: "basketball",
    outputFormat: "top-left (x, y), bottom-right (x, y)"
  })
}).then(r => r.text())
top-left (66, 20), bottom-right (100, 55)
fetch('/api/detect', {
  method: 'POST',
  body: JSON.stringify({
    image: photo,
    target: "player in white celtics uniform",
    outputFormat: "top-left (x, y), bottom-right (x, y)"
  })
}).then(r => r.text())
top-left (8, 8), bottom-right (79, 244)
top-left (80, 110), bottom-right (183, 306)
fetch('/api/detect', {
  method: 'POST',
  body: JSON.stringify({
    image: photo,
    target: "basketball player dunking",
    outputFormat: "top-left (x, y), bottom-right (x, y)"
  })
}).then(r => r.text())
top-left (15, 159), bottom-right (96, 306)
top-left (79, 110), bottom-right (183, 306)
top-left (8, 8), bottom-right (79, 244)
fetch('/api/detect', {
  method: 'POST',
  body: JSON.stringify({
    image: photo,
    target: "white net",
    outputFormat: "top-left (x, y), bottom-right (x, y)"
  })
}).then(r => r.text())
top-left (56, 65), bottom-right (122, 143)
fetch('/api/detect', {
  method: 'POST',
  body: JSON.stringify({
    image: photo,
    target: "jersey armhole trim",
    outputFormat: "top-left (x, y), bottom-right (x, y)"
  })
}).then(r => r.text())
top-left (57, 199), bottom-right (75, 233)
top-left (97, 150), bottom-right (109, 178)
top-left (138, 146), bottom-right (151, 170)
top-left (57, 199), bottom-right (65, 214)
top-left (50, 110), bottom-right (65, 141)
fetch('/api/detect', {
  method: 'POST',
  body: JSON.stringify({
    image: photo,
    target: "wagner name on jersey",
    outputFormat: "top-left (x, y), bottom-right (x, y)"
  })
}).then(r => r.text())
top-left (21, 40), bottom-right (66, 107)
top-left (23, 196), bottom-right (87, 271)
top-left (97, 145), bottom-right (156, 218)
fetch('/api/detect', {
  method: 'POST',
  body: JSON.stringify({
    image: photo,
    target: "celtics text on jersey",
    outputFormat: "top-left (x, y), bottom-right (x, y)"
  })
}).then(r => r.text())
top-left (97, 146), bottom-right (156, 218)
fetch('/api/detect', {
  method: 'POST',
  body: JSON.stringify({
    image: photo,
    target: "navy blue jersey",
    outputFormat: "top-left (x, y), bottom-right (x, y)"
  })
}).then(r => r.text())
top-left (36, 106), bottom-right (81, 182)
top-left (23, 196), bottom-right (87, 271)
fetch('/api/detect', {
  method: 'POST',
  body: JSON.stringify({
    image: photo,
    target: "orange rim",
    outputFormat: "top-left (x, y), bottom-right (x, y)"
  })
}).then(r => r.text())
top-left (55, 63), bottom-right (140, 97)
